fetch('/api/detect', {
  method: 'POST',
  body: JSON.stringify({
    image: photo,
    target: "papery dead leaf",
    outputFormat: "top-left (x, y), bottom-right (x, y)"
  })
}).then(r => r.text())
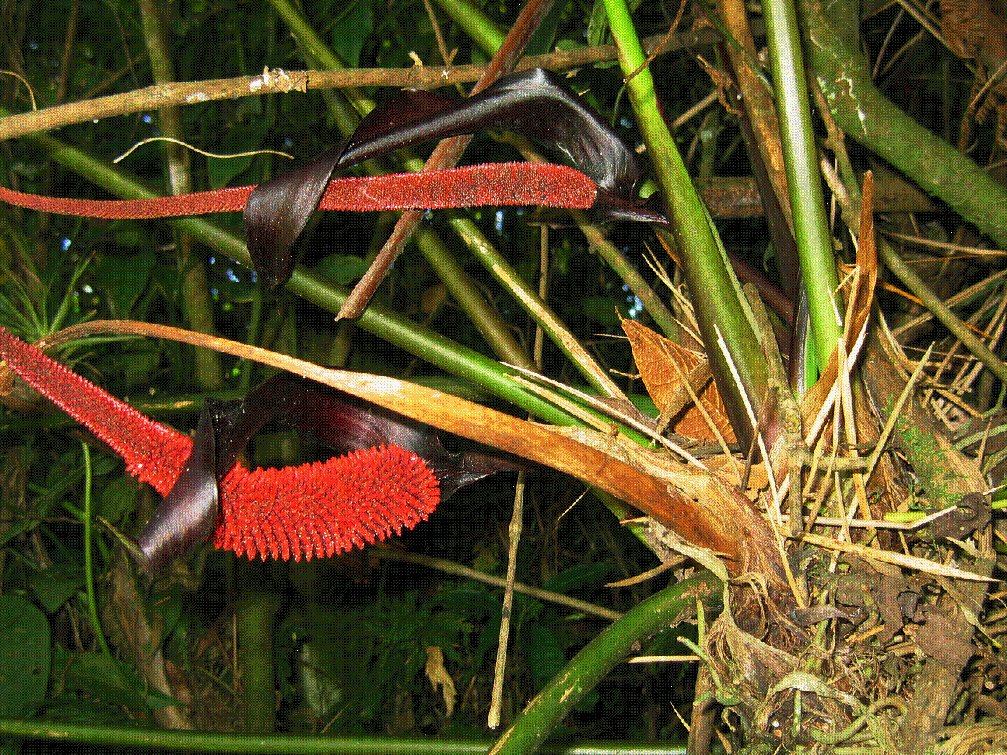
top-left (425, 646), bottom-right (456, 716)
top-left (622, 319), bottom-right (737, 443)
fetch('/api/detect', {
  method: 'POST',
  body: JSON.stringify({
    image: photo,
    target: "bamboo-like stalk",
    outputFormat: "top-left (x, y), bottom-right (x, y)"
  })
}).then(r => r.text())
top-left (762, 0), bottom-right (842, 368)
top-left (138, 0), bottom-right (224, 391)
top-left (433, 0), bottom-right (507, 53)
top-left (234, 562), bottom-right (277, 733)
top-left (0, 719), bottom-right (690, 754)
top-left (601, 0), bottom-right (770, 449)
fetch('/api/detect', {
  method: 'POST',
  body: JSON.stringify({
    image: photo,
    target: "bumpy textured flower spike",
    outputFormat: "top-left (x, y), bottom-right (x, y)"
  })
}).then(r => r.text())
top-left (0, 326), bottom-right (442, 573)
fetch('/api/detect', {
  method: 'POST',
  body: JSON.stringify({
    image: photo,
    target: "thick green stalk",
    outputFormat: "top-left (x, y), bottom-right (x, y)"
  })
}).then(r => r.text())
top-left (601, 0), bottom-right (769, 447)
top-left (801, 0), bottom-right (1007, 249)
top-left (0, 719), bottom-right (688, 754)
top-left (761, 0), bottom-right (842, 367)
top-left (488, 572), bottom-right (720, 755)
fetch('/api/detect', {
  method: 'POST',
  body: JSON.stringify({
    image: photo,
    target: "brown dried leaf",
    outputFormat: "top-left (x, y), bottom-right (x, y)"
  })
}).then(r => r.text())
top-left (622, 319), bottom-right (736, 443)
top-left (940, 0), bottom-right (1007, 65)
top-left (424, 646), bottom-right (457, 716)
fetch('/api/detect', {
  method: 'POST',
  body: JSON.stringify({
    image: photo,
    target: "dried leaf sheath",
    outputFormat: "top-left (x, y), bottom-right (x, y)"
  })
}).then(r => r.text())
top-left (0, 327), bottom-right (441, 562)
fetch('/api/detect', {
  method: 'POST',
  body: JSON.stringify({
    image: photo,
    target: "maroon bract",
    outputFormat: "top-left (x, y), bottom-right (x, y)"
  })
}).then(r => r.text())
top-left (245, 68), bottom-right (663, 287)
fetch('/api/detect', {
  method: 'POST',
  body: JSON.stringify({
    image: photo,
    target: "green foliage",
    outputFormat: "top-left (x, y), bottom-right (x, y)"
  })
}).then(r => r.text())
top-left (0, 596), bottom-right (50, 717)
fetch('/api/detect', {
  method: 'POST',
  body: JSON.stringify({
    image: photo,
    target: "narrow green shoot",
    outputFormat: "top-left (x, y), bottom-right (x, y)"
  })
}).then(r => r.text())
top-left (762, 0), bottom-right (842, 369)
top-left (601, 0), bottom-right (770, 446)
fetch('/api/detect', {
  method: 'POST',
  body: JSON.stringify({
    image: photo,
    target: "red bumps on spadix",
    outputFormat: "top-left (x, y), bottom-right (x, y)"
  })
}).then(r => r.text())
top-left (215, 444), bottom-right (440, 561)
top-left (0, 163), bottom-right (596, 219)
top-left (316, 163), bottom-right (597, 212)
top-left (0, 326), bottom-right (190, 495)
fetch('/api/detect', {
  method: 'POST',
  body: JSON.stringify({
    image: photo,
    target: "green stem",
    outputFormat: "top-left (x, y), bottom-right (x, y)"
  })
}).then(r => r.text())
top-left (81, 442), bottom-right (112, 660)
top-left (269, 0), bottom-right (534, 371)
top-left (0, 720), bottom-right (688, 754)
top-left (432, 0), bottom-right (507, 55)
top-left (488, 572), bottom-right (720, 755)
top-left (762, 0), bottom-right (842, 367)
top-left (602, 0), bottom-right (769, 447)
top-left (413, 225), bottom-right (536, 371)
top-left (442, 215), bottom-right (625, 398)
top-left (266, 0), bottom-right (372, 121)
top-left (801, 0), bottom-right (1007, 249)
top-left (574, 214), bottom-right (679, 338)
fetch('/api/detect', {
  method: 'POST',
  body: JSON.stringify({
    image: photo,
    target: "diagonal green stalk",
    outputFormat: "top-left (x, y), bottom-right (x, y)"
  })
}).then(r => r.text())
top-left (488, 572), bottom-right (720, 755)
top-left (81, 441), bottom-right (113, 661)
top-left (601, 0), bottom-right (769, 447)
top-left (762, 0), bottom-right (842, 368)
top-left (801, 0), bottom-right (1007, 250)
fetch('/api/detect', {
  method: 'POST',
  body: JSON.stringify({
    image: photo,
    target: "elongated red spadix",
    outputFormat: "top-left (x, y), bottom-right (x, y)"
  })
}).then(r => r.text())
top-left (0, 163), bottom-right (596, 219)
top-left (215, 445), bottom-right (440, 561)
top-left (0, 327), bottom-right (440, 562)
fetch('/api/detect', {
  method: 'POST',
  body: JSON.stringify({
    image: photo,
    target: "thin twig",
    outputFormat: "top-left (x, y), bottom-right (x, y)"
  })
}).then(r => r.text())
top-left (368, 549), bottom-right (624, 621)
top-left (0, 31), bottom-right (716, 140)
top-left (488, 473), bottom-right (525, 729)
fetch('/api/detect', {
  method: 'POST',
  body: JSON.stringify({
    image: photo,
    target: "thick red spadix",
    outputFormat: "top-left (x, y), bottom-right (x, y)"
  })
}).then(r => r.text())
top-left (0, 327), bottom-right (441, 566)
top-left (0, 162), bottom-right (596, 219)
top-left (215, 445), bottom-right (439, 561)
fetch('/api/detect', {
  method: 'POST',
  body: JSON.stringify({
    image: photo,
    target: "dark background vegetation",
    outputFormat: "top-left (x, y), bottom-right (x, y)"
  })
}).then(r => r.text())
top-left (0, 0), bottom-right (1001, 749)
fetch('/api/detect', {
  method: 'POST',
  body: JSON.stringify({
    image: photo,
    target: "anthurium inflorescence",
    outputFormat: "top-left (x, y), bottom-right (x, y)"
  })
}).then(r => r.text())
top-left (0, 328), bottom-right (509, 574)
